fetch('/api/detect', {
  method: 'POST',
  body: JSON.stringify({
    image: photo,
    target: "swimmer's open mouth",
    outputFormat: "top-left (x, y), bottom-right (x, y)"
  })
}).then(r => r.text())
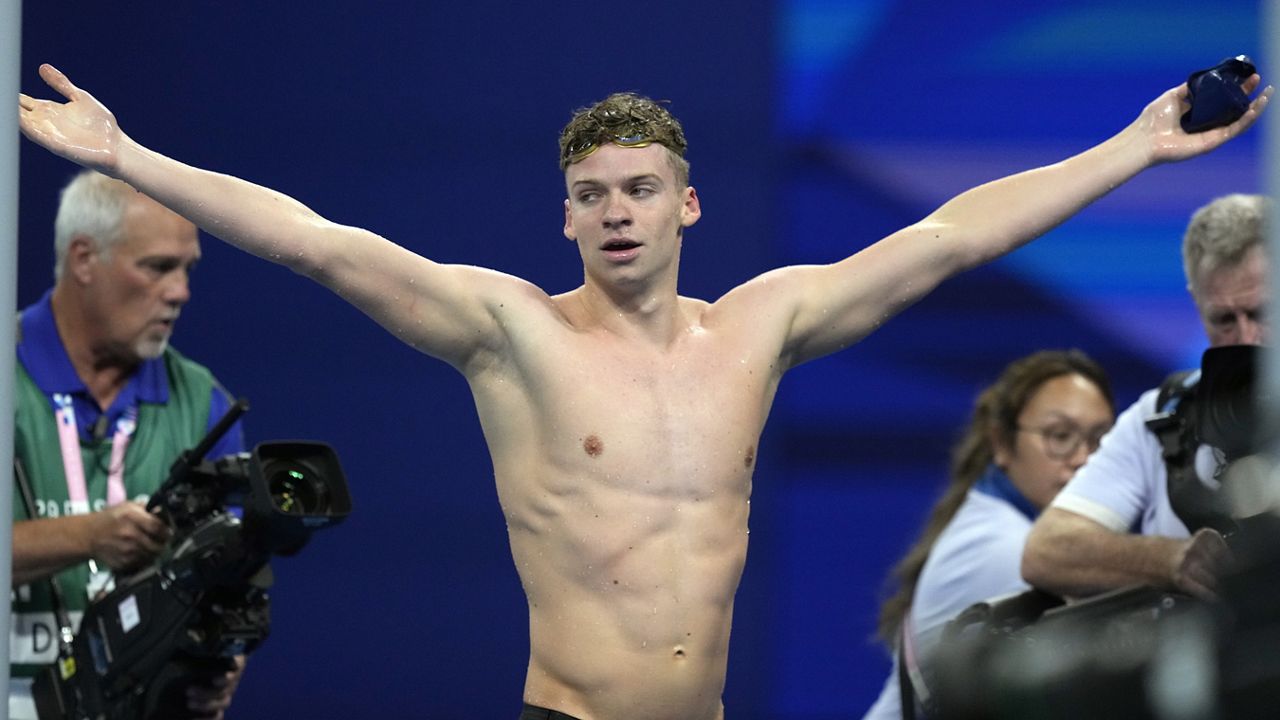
top-left (603, 239), bottom-right (641, 251)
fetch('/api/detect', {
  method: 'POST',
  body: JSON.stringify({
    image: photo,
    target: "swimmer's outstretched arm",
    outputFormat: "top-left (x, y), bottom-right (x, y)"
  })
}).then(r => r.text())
top-left (18, 64), bottom-right (521, 371)
top-left (752, 76), bottom-right (1271, 368)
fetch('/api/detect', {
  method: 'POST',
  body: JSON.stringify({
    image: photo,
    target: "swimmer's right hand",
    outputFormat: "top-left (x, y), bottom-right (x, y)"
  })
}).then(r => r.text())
top-left (18, 64), bottom-right (127, 175)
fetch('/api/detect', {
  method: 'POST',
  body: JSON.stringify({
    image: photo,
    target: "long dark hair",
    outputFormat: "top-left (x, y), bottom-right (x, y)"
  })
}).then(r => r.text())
top-left (875, 349), bottom-right (1114, 647)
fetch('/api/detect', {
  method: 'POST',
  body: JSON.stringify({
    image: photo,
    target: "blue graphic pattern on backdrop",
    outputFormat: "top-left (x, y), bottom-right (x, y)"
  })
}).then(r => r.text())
top-left (775, 0), bottom-right (1263, 715)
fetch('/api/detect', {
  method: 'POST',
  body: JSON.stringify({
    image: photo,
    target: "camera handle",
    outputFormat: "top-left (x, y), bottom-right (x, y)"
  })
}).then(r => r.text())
top-left (182, 398), bottom-right (250, 468)
top-left (147, 398), bottom-right (249, 515)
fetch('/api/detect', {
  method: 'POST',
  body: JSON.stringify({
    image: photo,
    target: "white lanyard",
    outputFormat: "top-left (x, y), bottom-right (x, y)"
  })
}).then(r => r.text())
top-left (901, 609), bottom-right (934, 709)
top-left (52, 393), bottom-right (136, 514)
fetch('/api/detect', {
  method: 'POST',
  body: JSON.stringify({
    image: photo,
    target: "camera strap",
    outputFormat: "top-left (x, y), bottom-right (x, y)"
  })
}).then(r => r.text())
top-left (898, 610), bottom-right (935, 719)
top-left (13, 458), bottom-right (78, 675)
top-left (1147, 371), bottom-right (1235, 535)
top-left (51, 392), bottom-right (137, 512)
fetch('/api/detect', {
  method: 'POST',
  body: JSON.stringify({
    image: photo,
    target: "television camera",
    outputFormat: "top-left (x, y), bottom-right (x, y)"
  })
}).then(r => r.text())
top-left (923, 345), bottom-right (1280, 719)
top-left (25, 400), bottom-right (352, 720)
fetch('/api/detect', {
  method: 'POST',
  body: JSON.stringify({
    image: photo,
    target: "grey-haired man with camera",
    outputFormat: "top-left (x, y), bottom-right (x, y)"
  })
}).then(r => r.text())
top-left (1023, 194), bottom-right (1269, 601)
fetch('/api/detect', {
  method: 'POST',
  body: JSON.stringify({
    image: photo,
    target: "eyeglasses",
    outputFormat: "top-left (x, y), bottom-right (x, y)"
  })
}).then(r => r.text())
top-left (1017, 424), bottom-right (1109, 460)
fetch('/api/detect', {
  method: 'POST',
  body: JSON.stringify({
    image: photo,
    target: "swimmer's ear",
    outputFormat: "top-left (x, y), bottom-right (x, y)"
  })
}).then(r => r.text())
top-left (680, 186), bottom-right (701, 229)
top-left (564, 198), bottom-right (576, 241)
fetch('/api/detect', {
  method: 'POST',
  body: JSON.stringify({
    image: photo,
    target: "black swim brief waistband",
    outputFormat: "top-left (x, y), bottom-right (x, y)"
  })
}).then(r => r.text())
top-left (520, 702), bottom-right (584, 720)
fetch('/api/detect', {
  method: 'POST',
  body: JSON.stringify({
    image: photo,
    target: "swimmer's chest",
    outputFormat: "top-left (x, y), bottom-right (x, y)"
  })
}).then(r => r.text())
top-left (530, 334), bottom-right (772, 486)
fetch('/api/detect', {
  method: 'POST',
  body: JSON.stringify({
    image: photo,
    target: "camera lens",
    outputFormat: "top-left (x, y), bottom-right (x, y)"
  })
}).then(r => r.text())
top-left (1197, 346), bottom-right (1258, 459)
top-left (266, 462), bottom-right (330, 514)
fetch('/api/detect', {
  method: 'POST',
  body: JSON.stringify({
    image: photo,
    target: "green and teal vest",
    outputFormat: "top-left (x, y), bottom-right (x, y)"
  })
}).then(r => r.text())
top-left (10, 347), bottom-right (216, 678)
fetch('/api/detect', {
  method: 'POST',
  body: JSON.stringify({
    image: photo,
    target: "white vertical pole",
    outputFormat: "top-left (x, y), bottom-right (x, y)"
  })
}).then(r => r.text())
top-left (0, 1), bottom-right (24, 718)
top-left (1266, 0), bottom-right (1280, 448)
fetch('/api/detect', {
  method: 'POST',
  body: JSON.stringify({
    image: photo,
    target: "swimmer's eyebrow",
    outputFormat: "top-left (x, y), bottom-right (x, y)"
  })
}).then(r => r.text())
top-left (570, 173), bottom-right (665, 191)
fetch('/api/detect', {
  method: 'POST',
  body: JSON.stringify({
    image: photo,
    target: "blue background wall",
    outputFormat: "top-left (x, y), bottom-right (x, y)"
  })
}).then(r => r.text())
top-left (17, 2), bottom-right (1265, 718)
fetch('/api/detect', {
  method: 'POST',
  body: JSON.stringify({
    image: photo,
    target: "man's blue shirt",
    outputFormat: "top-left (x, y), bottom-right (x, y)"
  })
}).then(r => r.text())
top-left (17, 289), bottom-right (244, 458)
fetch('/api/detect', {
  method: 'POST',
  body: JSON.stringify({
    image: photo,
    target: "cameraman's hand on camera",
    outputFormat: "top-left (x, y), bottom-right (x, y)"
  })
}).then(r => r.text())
top-left (185, 655), bottom-right (246, 720)
top-left (88, 501), bottom-right (171, 572)
top-left (1168, 527), bottom-right (1234, 601)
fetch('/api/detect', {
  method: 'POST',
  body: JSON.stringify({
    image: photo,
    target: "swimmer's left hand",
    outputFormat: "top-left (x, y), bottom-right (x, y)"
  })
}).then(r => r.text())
top-left (1133, 73), bottom-right (1271, 164)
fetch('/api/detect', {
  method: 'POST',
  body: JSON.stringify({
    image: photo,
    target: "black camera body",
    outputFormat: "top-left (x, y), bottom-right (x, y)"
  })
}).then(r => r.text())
top-left (925, 345), bottom-right (1280, 718)
top-left (32, 441), bottom-right (351, 720)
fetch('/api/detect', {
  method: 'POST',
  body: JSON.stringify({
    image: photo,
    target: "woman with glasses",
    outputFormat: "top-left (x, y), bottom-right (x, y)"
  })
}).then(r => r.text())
top-left (862, 350), bottom-right (1115, 720)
